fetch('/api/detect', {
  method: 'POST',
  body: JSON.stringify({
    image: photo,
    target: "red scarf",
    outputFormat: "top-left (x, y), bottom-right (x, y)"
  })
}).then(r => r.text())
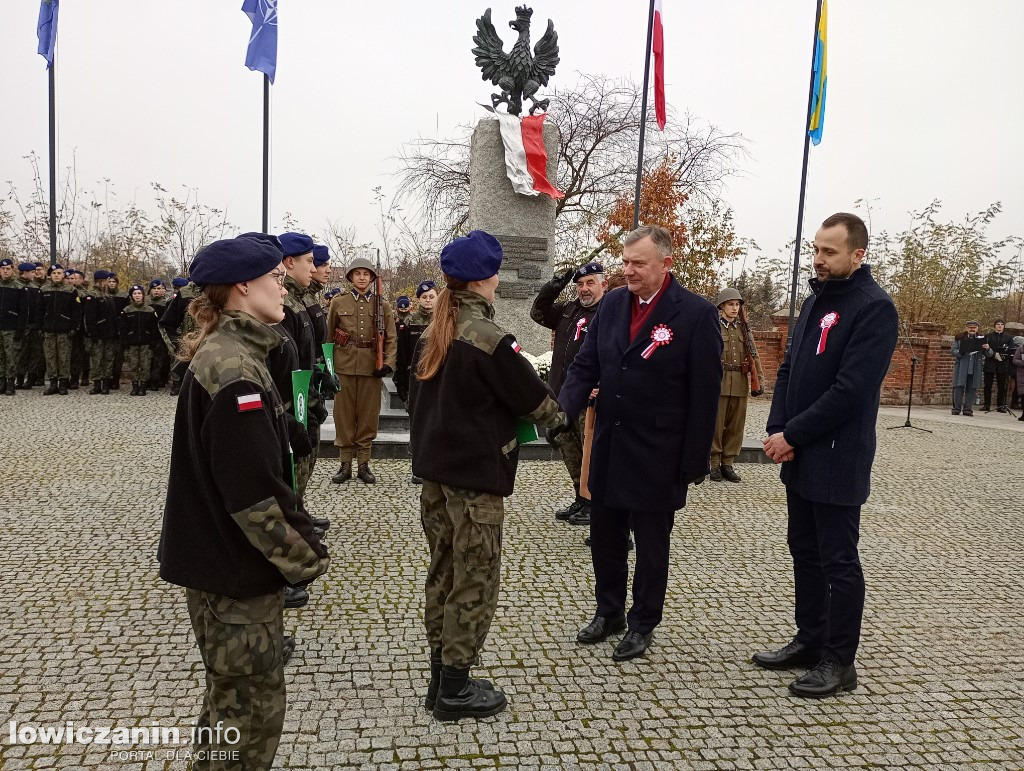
top-left (629, 273), bottom-right (670, 342)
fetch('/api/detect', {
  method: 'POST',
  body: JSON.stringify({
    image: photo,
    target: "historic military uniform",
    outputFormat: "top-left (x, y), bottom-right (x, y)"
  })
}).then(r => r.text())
top-left (408, 231), bottom-right (567, 721)
top-left (326, 257), bottom-right (397, 483)
top-left (711, 288), bottom-right (764, 482)
top-left (38, 267), bottom-right (82, 394)
top-left (15, 264), bottom-right (44, 388)
top-left (119, 288), bottom-right (160, 395)
top-left (158, 237), bottom-right (329, 769)
top-left (0, 260), bottom-right (27, 394)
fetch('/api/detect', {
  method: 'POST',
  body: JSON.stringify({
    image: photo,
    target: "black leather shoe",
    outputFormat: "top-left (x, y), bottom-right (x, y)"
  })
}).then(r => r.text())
top-left (284, 586), bottom-right (309, 609)
top-left (709, 466), bottom-right (723, 482)
top-left (310, 515), bottom-right (330, 529)
top-left (424, 650), bottom-right (493, 711)
top-left (612, 630), bottom-right (653, 661)
top-left (788, 655), bottom-right (857, 698)
top-left (964, 410), bottom-right (974, 416)
top-left (357, 462), bottom-right (376, 484)
top-left (567, 504), bottom-right (591, 526)
top-left (751, 638), bottom-right (821, 670)
top-left (721, 465), bottom-right (741, 483)
top-left (951, 409), bottom-right (961, 415)
top-left (311, 526), bottom-right (327, 540)
top-left (584, 536), bottom-right (633, 550)
top-left (555, 500), bottom-right (583, 521)
top-left (331, 461), bottom-right (352, 484)
top-left (282, 635), bottom-right (296, 665)
top-left (432, 666), bottom-right (507, 721)
top-left (410, 475), bottom-right (423, 484)
top-left (576, 613), bottom-right (626, 644)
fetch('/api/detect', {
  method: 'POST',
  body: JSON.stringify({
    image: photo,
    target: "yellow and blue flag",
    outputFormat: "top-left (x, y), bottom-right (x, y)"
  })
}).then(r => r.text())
top-left (808, 0), bottom-right (827, 145)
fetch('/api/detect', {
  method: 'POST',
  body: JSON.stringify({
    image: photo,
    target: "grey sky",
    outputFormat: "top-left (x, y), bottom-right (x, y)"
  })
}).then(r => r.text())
top-left (2, 0), bottom-right (1022, 269)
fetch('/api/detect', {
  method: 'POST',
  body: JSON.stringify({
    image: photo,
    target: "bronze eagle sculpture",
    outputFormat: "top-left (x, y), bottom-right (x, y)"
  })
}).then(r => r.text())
top-left (472, 6), bottom-right (560, 116)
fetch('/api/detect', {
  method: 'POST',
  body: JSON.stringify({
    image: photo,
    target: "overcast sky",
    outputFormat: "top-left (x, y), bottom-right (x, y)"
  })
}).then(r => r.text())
top-left (2, 0), bottom-right (1022, 269)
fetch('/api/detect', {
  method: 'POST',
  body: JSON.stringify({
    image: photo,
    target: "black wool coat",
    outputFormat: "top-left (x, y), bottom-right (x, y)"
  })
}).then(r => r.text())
top-left (559, 279), bottom-right (723, 512)
top-left (767, 265), bottom-right (898, 507)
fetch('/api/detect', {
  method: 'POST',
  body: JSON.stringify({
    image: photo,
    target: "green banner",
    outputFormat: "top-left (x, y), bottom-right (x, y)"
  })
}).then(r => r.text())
top-left (515, 418), bottom-right (539, 445)
top-left (291, 370), bottom-right (312, 429)
top-left (321, 343), bottom-right (336, 378)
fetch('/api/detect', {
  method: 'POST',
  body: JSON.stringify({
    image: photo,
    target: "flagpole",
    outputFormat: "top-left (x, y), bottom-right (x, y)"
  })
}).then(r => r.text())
top-left (632, 0), bottom-right (656, 229)
top-left (262, 74), bottom-right (270, 232)
top-left (785, 0), bottom-right (825, 347)
top-left (48, 54), bottom-right (57, 266)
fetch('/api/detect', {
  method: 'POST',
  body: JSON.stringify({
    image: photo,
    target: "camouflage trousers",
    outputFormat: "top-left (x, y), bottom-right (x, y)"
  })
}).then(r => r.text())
top-left (43, 332), bottom-right (72, 379)
top-left (16, 328), bottom-right (44, 378)
top-left (0, 331), bottom-right (16, 378)
top-left (88, 338), bottom-right (116, 380)
top-left (126, 344), bottom-right (152, 383)
top-left (294, 424), bottom-right (320, 502)
top-left (186, 588), bottom-right (286, 771)
top-left (111, 340), bottom-right (125, 386)
top-left (711, 394), bottom-right (747, 466)
top-left (420, 481), bottom-right (504, 668)
top-left (552, 410), bottom-right (587, 495)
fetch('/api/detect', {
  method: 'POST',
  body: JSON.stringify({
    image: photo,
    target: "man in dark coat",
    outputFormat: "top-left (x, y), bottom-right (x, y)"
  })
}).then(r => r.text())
top-left (559, 225), bottom-right (723, 661)
top-left (756, 212), bottom-right (898, 698)
top-left (531, 261), bottom-right (607, 524)
top-left (981, 319), bottom-right (1014, 413)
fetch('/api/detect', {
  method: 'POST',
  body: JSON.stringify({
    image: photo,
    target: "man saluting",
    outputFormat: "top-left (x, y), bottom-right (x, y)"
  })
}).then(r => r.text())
top-left (559, 225), bottom-right (722, 661)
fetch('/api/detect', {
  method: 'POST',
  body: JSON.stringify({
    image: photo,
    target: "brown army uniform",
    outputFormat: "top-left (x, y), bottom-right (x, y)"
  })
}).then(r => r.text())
top-left (711, 318), bottom-right (765, 467)
top-left (326, 288), bottom-right (397, 464)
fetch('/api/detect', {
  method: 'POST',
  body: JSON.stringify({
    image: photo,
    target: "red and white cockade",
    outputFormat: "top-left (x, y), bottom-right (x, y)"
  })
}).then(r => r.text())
top-left (817, 311), bottom-right (840, 355)
top-left (641, 324), bottom-right (674, 360)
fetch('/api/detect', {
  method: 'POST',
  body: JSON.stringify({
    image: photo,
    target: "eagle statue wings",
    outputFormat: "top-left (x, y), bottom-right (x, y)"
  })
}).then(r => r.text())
top-left (472, 6), bottom-right (560, 116)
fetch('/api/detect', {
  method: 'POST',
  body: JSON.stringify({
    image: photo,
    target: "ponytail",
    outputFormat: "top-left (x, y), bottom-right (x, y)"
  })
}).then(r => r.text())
top-left (415, 276), bottom-right (467, 381)
top-left (177, 284), bottom-right (231, 361)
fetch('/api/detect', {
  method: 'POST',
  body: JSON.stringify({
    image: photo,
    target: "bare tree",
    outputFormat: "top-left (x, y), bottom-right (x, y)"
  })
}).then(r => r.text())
top-left (153, 183), bottom-right (232, 276)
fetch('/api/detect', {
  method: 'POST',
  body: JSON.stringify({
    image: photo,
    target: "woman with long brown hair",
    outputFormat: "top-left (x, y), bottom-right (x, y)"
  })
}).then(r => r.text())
top-left (408, 230), bottom-right (568, 722)
top-left (158, 235), bottom-right (329, 767)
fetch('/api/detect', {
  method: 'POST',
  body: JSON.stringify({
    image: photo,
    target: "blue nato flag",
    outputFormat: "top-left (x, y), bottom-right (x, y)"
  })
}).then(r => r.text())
top-left (242, 0), bottom-right (279, 84)
top-left (37, 0), bottom-right (59, 68)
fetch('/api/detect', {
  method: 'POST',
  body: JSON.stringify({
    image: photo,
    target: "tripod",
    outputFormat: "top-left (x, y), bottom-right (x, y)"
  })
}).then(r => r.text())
top-left (888, 319), bottom-right (937, 434)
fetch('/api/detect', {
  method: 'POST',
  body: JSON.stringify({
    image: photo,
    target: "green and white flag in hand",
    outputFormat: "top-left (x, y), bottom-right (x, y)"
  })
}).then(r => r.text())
top-left (292, 370), bottom-right (312, 428)
top-left (321, 343), bottom-right (336, 378)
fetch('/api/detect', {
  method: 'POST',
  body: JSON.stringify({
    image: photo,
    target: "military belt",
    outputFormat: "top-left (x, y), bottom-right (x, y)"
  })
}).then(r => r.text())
top-left (349, 341), bottom-right (374, 349)
top-left (723, 363), bottom-right (746, 372)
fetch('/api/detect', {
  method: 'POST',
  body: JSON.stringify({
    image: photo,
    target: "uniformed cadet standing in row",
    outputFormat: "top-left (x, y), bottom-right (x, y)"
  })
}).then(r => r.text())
top-left (15, 262), bottom-right (46, 388)
top-left (710, 287), bottom-right (764, 483)
top-left (119, 284), bottom-right (160, 396)
top-left (158, 235), bottom-right (329, 770)
top-left (395, 280), bottom-right (437, 406)
top-left (304, 244), bottom-right (337, 487)
top-left (0, 258), bottom-right (27, 395)
top-left (82, 270), bottom-right (119, 395)
top-left (65, 269), bottom-right (88, 389)
top-left (159, 277), bottom-right (200, 396)
top-left (147, 279), bottom-right (171, 390)
top-left (38, 263), bottom-right (82, 396)
top-left (327, 258), bottom-right (397, 485)
top-left (408, 231), bottom-right (569, 721)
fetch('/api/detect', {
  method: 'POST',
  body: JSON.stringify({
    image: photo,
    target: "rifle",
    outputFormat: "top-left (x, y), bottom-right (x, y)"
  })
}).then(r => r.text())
top-left (374, 250), bottom-right (385, 371)
top-left (738, 303), bottom-right (763, 396)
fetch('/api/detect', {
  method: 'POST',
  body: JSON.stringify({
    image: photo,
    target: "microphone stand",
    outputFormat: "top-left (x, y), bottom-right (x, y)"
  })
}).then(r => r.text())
top-left (888, 320), bottom-right (932, 433)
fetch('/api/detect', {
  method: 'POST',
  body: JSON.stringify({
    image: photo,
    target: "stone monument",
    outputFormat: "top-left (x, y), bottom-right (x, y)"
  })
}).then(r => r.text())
top-left (468, 6), bottom-right (562, 354)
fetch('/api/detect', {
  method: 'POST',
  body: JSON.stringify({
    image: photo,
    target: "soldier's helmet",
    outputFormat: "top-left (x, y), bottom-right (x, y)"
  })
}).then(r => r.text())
top-left (715, 287), bottom-right (744, 308)
top-left (345, 257), bottom-right (377, 282)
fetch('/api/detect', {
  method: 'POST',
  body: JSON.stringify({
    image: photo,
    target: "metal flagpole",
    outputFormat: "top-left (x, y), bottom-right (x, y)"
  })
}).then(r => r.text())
top-left (262, 74), bottom-right (270, 232)
top-left (632, 0), bottom-right (656, 229)
top-left (785, 0), bottom-right (825, 347)
top-left (48, 54), bottom-right (57, 266)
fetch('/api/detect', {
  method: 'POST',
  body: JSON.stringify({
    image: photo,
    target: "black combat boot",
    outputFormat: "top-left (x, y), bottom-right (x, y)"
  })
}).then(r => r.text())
top-left (721, 465), bottom-right (742, 483)
top-left (331, 461), bottom-right (352, 484)
top-left (709, 466), bottom-right (723, 482)
top-left (14, 374), bottom-right (28, 390)
top-left (109, 378), bottom-right (120, 390)
top-left (148, 378), bottom-right (161, 391)
top-left (68, 375), bottom-right (79, 390)
top-left (129, 381), bottom-right (140, 396)
top-left (57, 378), bottom-right (69, 395)
top-left (357, 462), bottom-right (377, 484)
top-left (101, 379), bottom-right (110, 395)
top-left (310, 515), bottom-right (330, 530)
top-left (89, 379), bottom-right (103, 395)
top-left (138, 382), bottom-right (147, 396)
top-left (1, 378), bottom-right (10, 395)
top-left (43, 378), bottom-right (59, 395)
top-left (169, 380), bottom-right (181, 396)
top-left (424, 650), bottom-right (494, 711)
top-left (432, 666), bottom-right (507, 721)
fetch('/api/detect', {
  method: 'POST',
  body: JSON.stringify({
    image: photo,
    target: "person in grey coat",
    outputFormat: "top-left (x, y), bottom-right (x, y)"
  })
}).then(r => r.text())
top-left (951, 320), bottom-right (986, 416)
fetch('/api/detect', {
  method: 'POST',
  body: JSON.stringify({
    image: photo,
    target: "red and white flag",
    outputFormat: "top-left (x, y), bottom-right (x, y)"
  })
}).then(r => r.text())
top-left (653, 0), bottom-right (666, 130)
top-left (237, 393), bottom-right (264, 412)
top-left (490, 108), bottom-right (564, 199)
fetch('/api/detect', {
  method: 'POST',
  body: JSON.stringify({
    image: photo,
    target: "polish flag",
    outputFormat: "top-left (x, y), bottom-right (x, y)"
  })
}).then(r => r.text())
top-left (237, 393), bottom-right (264, 412)
top-left (653, 0), bottom-right (666, 130)
top-left (491, 109), bottom-right (564, 199)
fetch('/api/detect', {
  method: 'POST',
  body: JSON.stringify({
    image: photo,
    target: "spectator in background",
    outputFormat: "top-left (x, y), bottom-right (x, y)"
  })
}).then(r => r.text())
top-left (951, 321), bottom-right (985, 416)
top-left (982, 319), bottom-right (1014, 413)
top-left (1012, 336), bottom-right (1024, 418)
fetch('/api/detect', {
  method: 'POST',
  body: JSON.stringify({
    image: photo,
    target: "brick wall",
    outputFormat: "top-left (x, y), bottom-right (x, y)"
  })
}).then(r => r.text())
top-left (755, 314), bottom-right (953, 406)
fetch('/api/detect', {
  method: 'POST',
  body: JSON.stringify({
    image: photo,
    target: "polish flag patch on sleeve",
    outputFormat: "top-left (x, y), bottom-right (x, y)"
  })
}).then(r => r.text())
top-left (237, 393), bottom-right (264, 412)
top-left (510, 340), bottom-right (522, 353)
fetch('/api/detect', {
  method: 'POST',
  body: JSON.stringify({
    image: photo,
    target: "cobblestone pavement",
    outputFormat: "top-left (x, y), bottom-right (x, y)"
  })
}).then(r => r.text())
top-left (1, 392), bottom-right (1022, 770)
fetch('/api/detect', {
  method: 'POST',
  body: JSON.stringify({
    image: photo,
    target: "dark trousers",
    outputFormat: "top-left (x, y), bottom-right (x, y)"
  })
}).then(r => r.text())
top-left (786, 487), bottom-right (864, 665)
top-left (591, 503), bottom-right (674, 634)
top-left (983, 371), bottom-right (1008, 408)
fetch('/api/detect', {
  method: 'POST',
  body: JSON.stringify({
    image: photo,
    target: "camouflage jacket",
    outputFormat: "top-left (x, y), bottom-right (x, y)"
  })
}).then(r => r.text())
top-left (408, 290), bottom-right (563, 496)
top-left (326, 288), bottom-right (397, 376)
top-left (158, 310), bottom-right (329, 597)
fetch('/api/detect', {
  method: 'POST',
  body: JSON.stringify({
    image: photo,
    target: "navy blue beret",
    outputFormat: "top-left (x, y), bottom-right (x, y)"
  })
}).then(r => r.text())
top-left (189, 236), bottom-right (284, 286)
top-left (171, 276), bottom-right (189, 288)
top-left (416, 280), bottom-right (437, 297)
top-left (440, 230), bottom-right (503, 282)
top-left (64, 268), bottom-right (78, 277)
top-left (46, 263), bottom-right (65, 274)
top-left (312, 244), bottom-right (330, 267)
top-left (93, 269), bottom-right (110, 280)
top-left (278, 232), bottom-right (314, 258)
top-left (129, 284), bottom-right (145, 296)
top-left (324, 288), bottom-right (340, 301)
top-left (572, 262), bottom-right (604, 282)
top-left (238, 232), bottom-right (283, 251)
top-left (18, 262), bottom-right (37, 272)
top-left (148, 278), bottom-right (165, 289)
top-left (0, 258), bottom-right (12, 267)
top-left (396, 296), bottom-right (411, 310)
top-left (108, 272), bottom-right (119, 280)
